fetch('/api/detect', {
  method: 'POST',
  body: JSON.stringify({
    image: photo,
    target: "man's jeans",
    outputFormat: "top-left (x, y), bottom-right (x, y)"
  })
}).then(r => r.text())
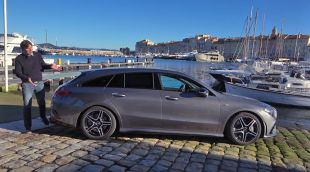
top-left (22, 81), bottom-right (46, 130)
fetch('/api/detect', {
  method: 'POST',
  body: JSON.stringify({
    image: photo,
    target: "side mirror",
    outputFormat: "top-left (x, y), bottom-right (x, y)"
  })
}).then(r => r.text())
top-left (179, 85), bottom-right (186, 92)
top-left (198, 88), bottom-right (209, 97)
top-left (179, 84), bottom-right (190, 92)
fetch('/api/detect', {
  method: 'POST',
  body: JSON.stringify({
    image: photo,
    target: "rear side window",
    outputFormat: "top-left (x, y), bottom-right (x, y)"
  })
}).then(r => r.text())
top-left (82, 75), bottom-right (113, 87)
top-left (107, 74), bottom-right (124, 88)
top-left (125, 73), bottom-right (153, 89)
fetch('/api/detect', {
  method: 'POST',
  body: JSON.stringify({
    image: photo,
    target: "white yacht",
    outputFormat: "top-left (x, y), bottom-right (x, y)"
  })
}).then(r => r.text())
top-left (137, 53), bottom-right (153, 59)
top-left (0, 33), bottom-right (54, 66)
top-left (195, 50), bottom-right (225, 62)
top-left (209, 70), bottom-right (310, 108)
top-left (249, 72), bottom-right (310, 91)
top-left (176, 50), bottom-right (198, 60)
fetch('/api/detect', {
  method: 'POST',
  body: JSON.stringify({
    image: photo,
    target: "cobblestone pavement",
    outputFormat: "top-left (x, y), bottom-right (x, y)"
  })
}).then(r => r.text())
top-left (0, 125), bottom-right (310, 172)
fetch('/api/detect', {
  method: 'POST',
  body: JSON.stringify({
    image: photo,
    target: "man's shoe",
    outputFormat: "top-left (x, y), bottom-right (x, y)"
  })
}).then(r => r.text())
top-left (42, 117), bottom-right (50, 125)
top-left (24, 129), bottom-right (32, 134)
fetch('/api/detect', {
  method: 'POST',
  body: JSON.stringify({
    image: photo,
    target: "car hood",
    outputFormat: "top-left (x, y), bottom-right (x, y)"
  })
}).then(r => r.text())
top-left (220, 92), bottom-right (271, 108)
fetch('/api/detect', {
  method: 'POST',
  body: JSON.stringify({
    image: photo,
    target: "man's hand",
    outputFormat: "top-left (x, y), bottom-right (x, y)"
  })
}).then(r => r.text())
top-left (51, 64), bottom-right (62, 71)
top-left (28, 77), bottom-right (36, 87)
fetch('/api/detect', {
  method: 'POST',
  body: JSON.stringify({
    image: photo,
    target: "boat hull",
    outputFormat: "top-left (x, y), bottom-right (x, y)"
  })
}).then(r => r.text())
top-left (195, 53), bottom-right (224, 62)
top-left (225, 82), bottom-right (310, 108)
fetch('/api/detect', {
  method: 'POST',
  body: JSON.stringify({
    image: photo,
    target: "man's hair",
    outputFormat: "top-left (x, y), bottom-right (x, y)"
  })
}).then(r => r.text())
top-left (20, 40), bottom-right (32, 50)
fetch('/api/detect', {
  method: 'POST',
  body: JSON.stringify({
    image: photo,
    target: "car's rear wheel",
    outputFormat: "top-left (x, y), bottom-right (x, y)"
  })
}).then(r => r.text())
top-left (80, 106), bottom-right (116, 139)
top-left (226, 112), bottom-right (262, 145)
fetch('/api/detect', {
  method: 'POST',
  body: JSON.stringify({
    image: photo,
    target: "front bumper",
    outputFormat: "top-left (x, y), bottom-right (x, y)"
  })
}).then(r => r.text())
top-left (264, 124), bottom-right (277, 138)
top-left (259, 109), bottom-right (277, 138)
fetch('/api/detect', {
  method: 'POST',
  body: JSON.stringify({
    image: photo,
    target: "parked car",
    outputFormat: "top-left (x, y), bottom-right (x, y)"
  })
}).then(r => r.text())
top-left (50, 68), bottom-right (277, 144)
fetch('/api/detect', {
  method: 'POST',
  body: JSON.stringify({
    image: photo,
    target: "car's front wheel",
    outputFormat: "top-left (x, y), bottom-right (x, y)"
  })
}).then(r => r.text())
top-left (226, 112), bottom-right (262, 145)
top-left (80, 106), bottom-right (116, 139)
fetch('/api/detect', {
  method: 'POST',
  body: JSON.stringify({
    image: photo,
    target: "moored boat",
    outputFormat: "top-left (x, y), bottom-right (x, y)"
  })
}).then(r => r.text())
top-left (195, 50), bottom-right (225, 62)
top-left (209, 70), bottom-right (310, 108)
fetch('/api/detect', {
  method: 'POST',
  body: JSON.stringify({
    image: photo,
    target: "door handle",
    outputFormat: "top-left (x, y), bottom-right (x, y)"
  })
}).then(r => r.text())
top-left (112, 93), bottom-right (126, 97)
top-left (165, 96), bottom-right (178, 101)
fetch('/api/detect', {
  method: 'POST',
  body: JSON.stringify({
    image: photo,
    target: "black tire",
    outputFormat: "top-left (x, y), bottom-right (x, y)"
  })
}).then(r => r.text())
top-left (226, 112), bottom-right (262, 145)
top-left (80, 106), bottom-right (116, 140)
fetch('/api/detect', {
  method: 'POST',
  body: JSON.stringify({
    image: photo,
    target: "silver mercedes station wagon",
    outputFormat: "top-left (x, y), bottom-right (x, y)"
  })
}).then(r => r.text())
top-left (51, 68), bottom-right (277, 144)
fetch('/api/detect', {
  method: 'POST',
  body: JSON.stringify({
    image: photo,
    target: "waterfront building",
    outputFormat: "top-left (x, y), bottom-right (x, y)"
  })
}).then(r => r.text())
top-left (120, 47), bottom-right (130, 56)
top-left (136, 28), bottom-right (310, 61)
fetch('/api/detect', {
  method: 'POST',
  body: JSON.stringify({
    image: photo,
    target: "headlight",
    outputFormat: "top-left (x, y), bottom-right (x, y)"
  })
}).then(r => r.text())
top-left (264, 106), bottom-right (277, 118)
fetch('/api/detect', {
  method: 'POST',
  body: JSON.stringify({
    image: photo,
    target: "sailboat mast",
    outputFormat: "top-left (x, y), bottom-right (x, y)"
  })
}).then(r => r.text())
top-left (279, 20), bottom-right (284, 58)
top-left (294, 33), bottom-right (300, 61)
top-left (276, 27), bottom-right (281, 58)
top-left (265, 35), bottom-right (270, 59)
top-left (243, 16), bottom-right (250, 59)
top-left (245, 6), bottom-right (255, 60)
top-left (233, 16), bottom-right (248, 60)
top-left (251, 9), bottom-right (258, 59)
top-left (45, 30), bottom-right (48, 48)
top-left (259, 14), bottom-right (265, 58)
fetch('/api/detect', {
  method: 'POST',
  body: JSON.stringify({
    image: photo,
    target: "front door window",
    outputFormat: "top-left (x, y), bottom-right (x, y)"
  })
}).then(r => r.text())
top-left (159, 74), bottom-right (200, 92)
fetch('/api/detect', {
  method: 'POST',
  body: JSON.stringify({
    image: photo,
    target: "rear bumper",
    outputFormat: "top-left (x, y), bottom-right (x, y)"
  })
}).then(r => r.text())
top-left (50, 114), bottom-right (75, 128)
top-left (50, 101), bottom-right (80, 128)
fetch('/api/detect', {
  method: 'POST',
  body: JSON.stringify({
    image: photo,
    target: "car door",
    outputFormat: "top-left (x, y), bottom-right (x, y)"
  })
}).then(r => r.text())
top-left (157, 73), bottom-right (221, 134)
top-left (104, 72), bottom-right (162, 131)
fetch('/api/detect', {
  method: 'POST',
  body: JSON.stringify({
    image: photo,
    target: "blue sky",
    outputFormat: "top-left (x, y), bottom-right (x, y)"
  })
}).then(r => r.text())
top-left (0, 0), bottom-right (309, 49)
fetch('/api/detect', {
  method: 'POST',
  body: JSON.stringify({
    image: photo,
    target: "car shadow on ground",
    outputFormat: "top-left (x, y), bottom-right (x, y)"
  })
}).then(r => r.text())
top-left (34, 124), bottom-right (232, 144)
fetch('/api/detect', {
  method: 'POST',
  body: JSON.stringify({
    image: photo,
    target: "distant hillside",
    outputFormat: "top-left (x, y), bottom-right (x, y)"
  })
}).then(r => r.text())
top-left (37, 43), bottom-right (118, 51)
top-left (37, 43), bottom-right (58, 49)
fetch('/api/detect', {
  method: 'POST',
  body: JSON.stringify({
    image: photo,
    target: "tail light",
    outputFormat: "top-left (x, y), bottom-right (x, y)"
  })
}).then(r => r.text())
top-left (54, 87), bottom-right (70, 97)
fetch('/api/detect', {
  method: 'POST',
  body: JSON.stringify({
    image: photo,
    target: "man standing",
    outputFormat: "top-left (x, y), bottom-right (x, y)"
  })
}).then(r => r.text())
top-left (14, 40), bottom-right (62, 132)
